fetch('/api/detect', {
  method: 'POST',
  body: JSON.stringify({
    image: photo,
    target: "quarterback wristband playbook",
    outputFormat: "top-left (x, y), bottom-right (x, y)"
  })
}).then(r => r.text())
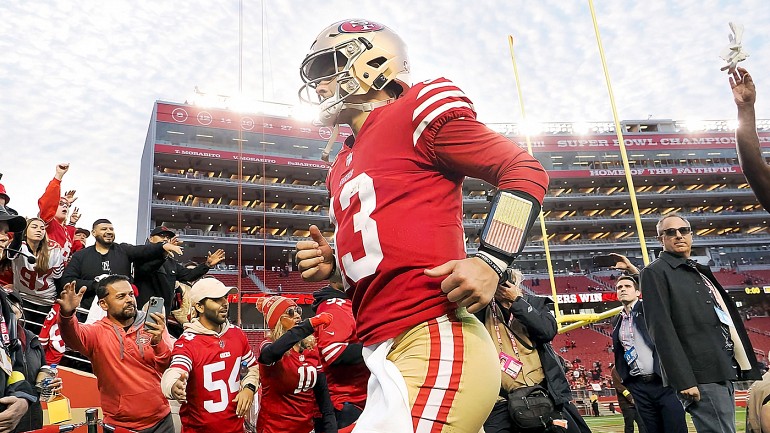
top-left (474, 190), bottom-right (541, 283)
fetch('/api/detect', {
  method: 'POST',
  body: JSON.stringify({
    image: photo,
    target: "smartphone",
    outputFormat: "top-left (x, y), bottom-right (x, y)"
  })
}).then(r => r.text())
top-left (145, 296), bottom-right (164, 330)
top-left (592, 255), bottom-right (618, 268)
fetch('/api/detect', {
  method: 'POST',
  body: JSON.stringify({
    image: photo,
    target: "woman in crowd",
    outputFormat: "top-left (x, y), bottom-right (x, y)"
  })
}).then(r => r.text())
top-left (255, 295), bottom-right (337, 433)
top-left (7, 218), bottom-right (65, 332)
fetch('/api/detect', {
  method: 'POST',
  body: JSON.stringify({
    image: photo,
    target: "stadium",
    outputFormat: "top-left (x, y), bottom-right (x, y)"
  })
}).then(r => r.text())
top-left (126, 98), bottom-right (770, 416)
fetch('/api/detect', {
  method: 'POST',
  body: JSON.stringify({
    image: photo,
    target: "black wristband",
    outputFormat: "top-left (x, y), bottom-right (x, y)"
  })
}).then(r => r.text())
top-left (244, 383), bottom-right (257, 393)
top-left (473, 252), bottom-right (506, 285)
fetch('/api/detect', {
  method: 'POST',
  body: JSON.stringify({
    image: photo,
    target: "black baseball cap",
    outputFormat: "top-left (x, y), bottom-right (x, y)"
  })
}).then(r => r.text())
top-left (150, 226), bottom-right (176, 237)
top-left (0, 205), bottom-right (24, 233)
top-left (75, 227), bottom-right (91, 237)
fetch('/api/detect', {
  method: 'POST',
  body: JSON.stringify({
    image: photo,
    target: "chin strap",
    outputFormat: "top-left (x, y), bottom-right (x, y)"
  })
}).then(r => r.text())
top-left (343, 98), bottom-right (395, 112)
top-left (320, 125), bottom-right (340, 163)
top-left (318, 98), bottom-right (396, 162)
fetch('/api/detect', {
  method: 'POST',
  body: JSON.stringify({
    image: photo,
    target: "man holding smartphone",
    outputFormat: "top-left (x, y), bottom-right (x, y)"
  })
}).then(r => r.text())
top-left (58, 276), bottom-right (174, 433)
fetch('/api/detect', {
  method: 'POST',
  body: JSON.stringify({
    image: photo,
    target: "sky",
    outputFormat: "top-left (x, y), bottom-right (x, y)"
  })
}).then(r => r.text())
top-left (1, 0), bottom-right (768, 243)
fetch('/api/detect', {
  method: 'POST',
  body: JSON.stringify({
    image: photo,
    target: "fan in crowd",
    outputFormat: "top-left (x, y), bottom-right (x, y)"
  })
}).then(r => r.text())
top-left (255, 295), bottom-right (337, 433)
top-left (310, 280), bottom-right (369, 432)
top-left (37, 163), bottom-right (83, 262)
top-left (6, 218), bottom-right (65, 330)
top-left (161, 278), bottom-right (258, 433)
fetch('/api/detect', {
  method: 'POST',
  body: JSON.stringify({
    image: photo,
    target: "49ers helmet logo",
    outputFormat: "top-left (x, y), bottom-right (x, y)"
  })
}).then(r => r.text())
top-left (338, 20), bottom-right (384, 33)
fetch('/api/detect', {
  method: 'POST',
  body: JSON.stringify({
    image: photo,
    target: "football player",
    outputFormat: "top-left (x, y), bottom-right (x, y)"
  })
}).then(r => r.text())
top-left (161, 278), bottom-right (258, 433)
top-left (295, 19), bottom-right (549, 432)
top-left (311, 280), bottom-right (369, 432)
top-left (255, 296), bottom-right (337, 433)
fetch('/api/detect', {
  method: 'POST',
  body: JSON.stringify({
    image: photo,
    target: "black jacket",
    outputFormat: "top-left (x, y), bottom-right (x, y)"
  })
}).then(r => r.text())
top-left (11, 327), bottom-right (45, 432)
top-left (641, 251), bottom-right (761, 391)
top-left (474, 295), bottom-right (573, 406)
top-left (611, 299), bottom-right (662, 382)
top-left (0, 291), bottom-right (36, 417)
top-left (61, 242), bottom-right (166, 308)
top-left (133, 254), bottom-right (210, 314)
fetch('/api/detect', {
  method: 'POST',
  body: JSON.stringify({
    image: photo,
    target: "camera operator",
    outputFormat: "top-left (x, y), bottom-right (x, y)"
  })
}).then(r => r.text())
top-left (474, 269), bottom-right (590, 433)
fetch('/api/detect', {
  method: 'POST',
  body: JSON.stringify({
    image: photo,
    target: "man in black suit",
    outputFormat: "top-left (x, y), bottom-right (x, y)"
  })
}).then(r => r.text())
top-left (641, 213), bottom-right (761, 433)
top-left (611, 272), bottom-right (685, 433)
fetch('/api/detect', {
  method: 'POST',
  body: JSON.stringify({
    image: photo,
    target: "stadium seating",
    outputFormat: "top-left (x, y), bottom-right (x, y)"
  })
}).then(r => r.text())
top-left (552, 327), bottom-right (615, 370)
top-left (208, 272), bottom-right (261, 292)
top-left (244, 329), bottom-right (269, 351)
top-left (522, 275), bottom-right (607, 295)
top-left (712, 270), bottom-right (754, 288)
top-left (254, 271), bottom-right (328, 294)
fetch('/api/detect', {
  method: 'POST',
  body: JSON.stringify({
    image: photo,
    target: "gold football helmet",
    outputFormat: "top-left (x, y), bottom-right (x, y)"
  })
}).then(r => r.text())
top-left (299, 19), bottom-right (410, 126)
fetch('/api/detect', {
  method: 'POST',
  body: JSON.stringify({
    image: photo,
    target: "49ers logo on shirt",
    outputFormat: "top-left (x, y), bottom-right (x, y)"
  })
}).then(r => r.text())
top-left (338, 20), bottom-right (384, 33)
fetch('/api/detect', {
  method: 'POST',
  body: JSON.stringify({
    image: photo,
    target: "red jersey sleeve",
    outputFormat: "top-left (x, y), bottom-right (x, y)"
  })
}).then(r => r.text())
top-left (315, 299), bottom-right (357, 365)
top-left (169, 336), bottom-right (194, 373)
top-left (38, 178), bottom-right (62, 224)
top-left (432, 118), bottom-right (549, 203)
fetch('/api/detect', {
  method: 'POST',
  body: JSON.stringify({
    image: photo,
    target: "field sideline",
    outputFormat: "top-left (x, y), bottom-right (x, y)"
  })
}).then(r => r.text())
top-left (583, 409), bottom-right (747, 432)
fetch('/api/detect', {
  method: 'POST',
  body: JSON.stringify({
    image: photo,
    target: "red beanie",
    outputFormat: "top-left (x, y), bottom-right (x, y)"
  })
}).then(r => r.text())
top-left (255, 296), bottom-right (296, 329)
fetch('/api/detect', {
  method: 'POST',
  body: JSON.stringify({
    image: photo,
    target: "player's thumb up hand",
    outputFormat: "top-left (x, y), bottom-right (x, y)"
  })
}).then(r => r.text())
top-left (309, 312), bottom-right (333, 330)
top-left (308, 225), bottom-right (328, 247)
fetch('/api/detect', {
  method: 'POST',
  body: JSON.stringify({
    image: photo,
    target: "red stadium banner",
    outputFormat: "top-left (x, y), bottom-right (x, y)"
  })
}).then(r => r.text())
top-left (156, 102), bottom-right (770, 152)
top-left (156, 102), bottom-right (353, 143)
top-left (155, 144), bottom-right (331, 170)
top-left (229, 293), bottom-right (315, 305)
top-left (554, 292), bottom-right (618, 304)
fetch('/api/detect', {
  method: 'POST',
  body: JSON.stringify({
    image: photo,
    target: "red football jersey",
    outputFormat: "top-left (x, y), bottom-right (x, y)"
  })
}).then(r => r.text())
top-left (39, 303), bottom-right (65, 365)
top-left (326, 78), bottom-right (548, 345)
top-left (12, 241), bottom-right (65, 300)
top-left (257, 342), bottom-right (323, 433)
top-left (315, 297), bottom-right (369, 409)
top-left (169, 326), bottom-right (256, 433)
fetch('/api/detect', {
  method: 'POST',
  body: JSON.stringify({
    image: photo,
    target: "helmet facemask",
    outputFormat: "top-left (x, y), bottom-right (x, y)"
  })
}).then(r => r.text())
top-left (299, 20), bottom-right (410, 127)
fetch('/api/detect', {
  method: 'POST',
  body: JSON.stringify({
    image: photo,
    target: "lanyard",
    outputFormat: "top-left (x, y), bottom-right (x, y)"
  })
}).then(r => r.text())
top-left (490, 301), bottom-right (520, 358)
top-left (620, 309), bottom-right (634, 343)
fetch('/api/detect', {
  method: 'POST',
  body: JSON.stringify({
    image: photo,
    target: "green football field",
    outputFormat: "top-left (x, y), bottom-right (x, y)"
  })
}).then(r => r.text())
top-left (583, 409), bottom-right (746, 432)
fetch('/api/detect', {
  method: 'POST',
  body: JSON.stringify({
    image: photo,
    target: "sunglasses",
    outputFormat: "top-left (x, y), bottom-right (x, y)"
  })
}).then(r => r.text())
top-left (284, 306), bottom-right (302, 317)
top-left (660, 226), bottom-right (693, 237)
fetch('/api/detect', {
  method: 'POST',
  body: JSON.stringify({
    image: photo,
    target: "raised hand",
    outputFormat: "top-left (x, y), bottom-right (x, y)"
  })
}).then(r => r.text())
top-left (206, 249), bottom-right (226, 267)
top-left (63, 190), bottom-right (78, 205)
top-left (69, 207), bottom-right (81, 225)
top-left (56, 280), bottom-right (86, 316)
top-left (55, 163), bottom-right (70, 180)
top-left (295, 225), bottom-right (335, 282)
top-left (730, 67), bottom-right (756, 108)
top-left (163, 241), bottom-right (183, 257)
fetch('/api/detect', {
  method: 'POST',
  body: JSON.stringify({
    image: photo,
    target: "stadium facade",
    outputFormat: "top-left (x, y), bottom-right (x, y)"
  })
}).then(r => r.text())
top-left (137, 100), bottom-right (770, 323)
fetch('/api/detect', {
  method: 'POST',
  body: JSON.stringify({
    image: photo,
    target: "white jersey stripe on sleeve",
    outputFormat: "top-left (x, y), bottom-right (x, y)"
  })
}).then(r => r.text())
top-left (170, 355), bottom-right (193, 372)
top-left (412, 90), bottom-right (468, 122)
top-left (323, 344), bottom-right (347, 362)
top-left (416, 81), bottom-right (460, 99)
top-left (242, 351), bottom-right (256, 367)
top-left (321, 342), bottom-right (348, 355)
top-left (412, 101), bottom-right (473, 147)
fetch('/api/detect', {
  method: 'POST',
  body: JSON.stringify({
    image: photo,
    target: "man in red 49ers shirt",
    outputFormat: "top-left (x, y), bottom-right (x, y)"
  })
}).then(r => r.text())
top-left (296, 20), bottom-right (549, 433)
top-left (161, 278), bottom-right (258, 433)
top-left (311, 281), bottom-right (369, 432)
